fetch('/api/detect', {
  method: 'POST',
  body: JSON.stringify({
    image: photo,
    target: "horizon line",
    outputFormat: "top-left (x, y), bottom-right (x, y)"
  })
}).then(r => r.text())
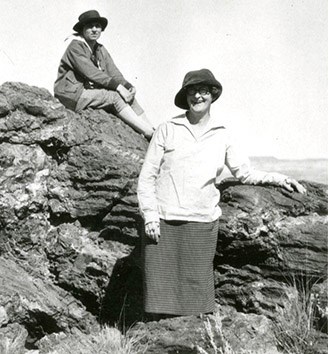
top-left (250, 155), bottom-right (328, 161)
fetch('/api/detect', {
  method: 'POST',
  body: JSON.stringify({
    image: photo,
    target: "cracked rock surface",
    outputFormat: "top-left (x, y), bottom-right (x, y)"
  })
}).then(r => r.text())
top-left (0, 82), bottom-right (327, 353)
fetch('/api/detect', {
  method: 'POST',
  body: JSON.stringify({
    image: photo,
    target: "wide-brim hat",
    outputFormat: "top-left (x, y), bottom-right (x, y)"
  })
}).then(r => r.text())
top-left (174, 68), bottom-right (222, 110)
top-left (73, 10), bottom-right (108, 33)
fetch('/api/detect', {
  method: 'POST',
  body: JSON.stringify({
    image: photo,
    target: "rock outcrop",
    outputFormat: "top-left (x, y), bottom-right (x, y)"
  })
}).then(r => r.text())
top-left (0, 82), bottom-right (327, 353)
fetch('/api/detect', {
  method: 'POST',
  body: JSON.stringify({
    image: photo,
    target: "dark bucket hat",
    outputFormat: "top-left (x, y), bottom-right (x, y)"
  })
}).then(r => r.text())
top-left (73, 10), bottom-right (108, 32)
top-left (174, 68), bottom-right (222, 110)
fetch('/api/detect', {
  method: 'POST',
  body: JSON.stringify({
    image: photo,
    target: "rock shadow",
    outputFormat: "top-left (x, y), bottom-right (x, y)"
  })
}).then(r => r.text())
top-left (99, 241), bottom-right (145, 329)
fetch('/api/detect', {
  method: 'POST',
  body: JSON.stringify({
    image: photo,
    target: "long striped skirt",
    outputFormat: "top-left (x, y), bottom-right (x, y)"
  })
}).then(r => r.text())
top-left (141, 219), bottom-right (219, 316)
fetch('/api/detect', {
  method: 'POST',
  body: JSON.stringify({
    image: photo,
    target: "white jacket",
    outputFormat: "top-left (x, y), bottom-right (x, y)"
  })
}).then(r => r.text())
top-left (137, 114), bottom-right (288, 224)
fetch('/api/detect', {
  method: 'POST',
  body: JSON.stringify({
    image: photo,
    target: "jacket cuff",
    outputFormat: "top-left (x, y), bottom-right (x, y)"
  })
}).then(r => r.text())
top-left (107, 79), bottom-right (120, 90)
top-left (124, 82), bottom-right (133, 90)
top-left (143, 211), bottom-right (160, 225)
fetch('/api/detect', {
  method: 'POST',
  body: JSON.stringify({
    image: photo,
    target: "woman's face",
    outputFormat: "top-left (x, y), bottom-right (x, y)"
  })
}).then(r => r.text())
top-left (186, 84), bottom-right (213, 114)
top-left (82, 22), bottom-right (102, 42)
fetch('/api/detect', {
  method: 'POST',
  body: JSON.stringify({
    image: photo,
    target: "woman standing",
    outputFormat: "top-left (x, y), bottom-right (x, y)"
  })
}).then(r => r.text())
top-left (137, 68), bottom-right (305, 317)
top-left (54, 10), bottom-right (154, 140)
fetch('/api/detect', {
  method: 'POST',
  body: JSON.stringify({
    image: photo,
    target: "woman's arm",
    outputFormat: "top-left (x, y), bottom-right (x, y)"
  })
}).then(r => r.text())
top-left (137, 124), bottom-right (167, 230)
top-left (225, 135), bottom-right (306, 194)
top-left (102, 47), bottom-right (133, 90)
top-left (65, 41), bottom-right (121, 90)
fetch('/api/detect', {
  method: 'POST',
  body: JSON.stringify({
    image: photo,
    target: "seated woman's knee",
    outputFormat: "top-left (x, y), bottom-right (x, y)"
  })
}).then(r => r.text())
top-left (108, 90), bottom-right (127, 113)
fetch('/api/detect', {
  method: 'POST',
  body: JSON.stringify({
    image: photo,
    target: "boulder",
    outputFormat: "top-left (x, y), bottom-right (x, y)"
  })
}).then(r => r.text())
top-left (215, 181), bottom-right (327, 320)
top-left (0, 323), bottom-right (28, 354)
top-left (0, 82), bottom-right (147, 349)
top-left (0, 257), bottom-right (98, 349)
top-left (0, 82), bottom-right (327, 353)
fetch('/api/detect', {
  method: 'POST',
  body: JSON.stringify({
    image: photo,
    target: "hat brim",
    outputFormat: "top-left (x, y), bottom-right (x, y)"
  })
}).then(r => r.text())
top-left (73, 17), bottom-right (108, 32)
top-left (174, 81), bottom-right (222, 110)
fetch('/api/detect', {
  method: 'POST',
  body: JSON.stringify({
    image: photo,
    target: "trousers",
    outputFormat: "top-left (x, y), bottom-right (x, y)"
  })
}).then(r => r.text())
top-left (75, 88), bottom-right (144, 115)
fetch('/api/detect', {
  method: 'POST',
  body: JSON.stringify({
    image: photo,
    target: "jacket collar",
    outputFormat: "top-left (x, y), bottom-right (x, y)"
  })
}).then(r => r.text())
top-left (170, 113), bottom-right (225, 130)
top-left (65, 34), bottom-right (102, 53)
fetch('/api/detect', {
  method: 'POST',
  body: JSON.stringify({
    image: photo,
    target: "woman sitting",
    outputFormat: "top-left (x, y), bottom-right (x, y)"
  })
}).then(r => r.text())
top-left (54, 10), bottom-right (154, 140)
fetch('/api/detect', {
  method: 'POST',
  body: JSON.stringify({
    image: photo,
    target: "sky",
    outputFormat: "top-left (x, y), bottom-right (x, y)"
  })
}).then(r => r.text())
top-left (1, 0), bottom-right (327, 159)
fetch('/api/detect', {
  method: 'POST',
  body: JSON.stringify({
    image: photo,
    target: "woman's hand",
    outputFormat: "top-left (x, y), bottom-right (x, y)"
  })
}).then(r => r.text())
top-left (129, 86), bottom-right (137, 100)
top-left (145, 221), bottom-right (160, 243)
top-left (282, 178), bottom-right (306, 194)
top-left (117, 84), bottom-right (134, 103)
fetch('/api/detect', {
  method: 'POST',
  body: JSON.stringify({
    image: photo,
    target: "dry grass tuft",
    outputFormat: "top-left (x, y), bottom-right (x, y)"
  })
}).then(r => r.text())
top-left (91, 325), bottom-right (148, 354)
top-left (0, 325), bottom-right (148, 354)
top-left (273, 276), bottom-right (321, 354)
top-left (195, 310), bottom-right (235, 354)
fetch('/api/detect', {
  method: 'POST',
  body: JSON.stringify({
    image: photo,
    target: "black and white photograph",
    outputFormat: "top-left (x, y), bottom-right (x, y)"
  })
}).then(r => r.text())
top-left (0, 1), bottom-right (327, 353)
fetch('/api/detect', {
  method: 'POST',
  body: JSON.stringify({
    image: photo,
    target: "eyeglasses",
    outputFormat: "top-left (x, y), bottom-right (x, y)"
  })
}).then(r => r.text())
top-left (185, 86), bottom-right (210, 96)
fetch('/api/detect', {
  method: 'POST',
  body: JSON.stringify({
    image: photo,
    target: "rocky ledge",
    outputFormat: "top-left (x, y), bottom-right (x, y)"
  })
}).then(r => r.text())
top-left (0, 82), bottom-right (327, 354)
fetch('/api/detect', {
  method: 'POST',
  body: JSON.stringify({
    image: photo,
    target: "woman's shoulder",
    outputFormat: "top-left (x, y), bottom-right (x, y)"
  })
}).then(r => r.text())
top-left (169, 113), bottom-right (186, 121)
top-left (64, 35), bottom-right (89, 51)
top-left (156, 114), bottom-right (183, 126)
top-left (151, 115), bottom-right (182, 141)
top-left (156, 114), bottom-right (186, 131)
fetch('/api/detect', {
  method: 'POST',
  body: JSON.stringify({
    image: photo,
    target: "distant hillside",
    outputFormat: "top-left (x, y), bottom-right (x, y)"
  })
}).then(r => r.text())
top-left (219, 156), bottom-right (328, 184)
top-left (250, 156), bottom-right (279, 163)
top-left (250, 156), bottom-right (328, 163)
